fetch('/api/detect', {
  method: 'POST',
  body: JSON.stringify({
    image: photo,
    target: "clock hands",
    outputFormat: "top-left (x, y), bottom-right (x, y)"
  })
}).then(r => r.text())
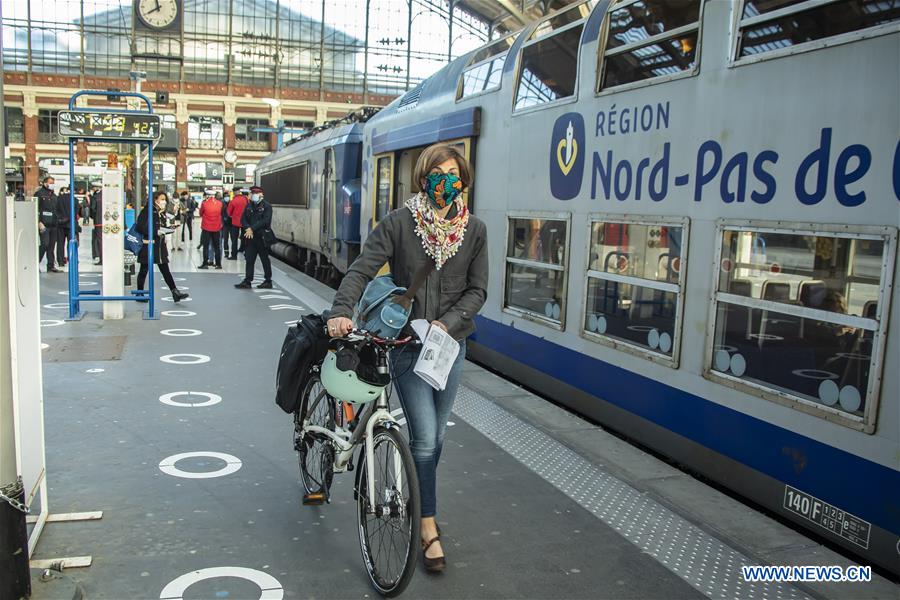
top-left (147, 0), bottom-right (162, 14)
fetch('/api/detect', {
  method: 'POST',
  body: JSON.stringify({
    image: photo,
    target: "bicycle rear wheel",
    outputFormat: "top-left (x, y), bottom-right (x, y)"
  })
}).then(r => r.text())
top-left (357, 425), bottom-right (421, 597)
top-left (294, 375), bottom-right (336, 500)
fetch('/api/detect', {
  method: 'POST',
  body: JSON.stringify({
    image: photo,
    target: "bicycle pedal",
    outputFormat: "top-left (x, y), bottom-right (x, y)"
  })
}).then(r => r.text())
top-left (302, 492), bottom-right (327, 506)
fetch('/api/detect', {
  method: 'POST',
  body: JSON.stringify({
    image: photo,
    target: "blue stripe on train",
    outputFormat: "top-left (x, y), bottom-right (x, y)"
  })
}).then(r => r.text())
top-left (471, 315), bottom-right (900, 536)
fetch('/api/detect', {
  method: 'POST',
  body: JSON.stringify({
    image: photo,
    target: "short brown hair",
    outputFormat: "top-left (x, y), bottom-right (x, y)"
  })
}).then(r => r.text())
top-left (413, 143), bottom-right (473, 191)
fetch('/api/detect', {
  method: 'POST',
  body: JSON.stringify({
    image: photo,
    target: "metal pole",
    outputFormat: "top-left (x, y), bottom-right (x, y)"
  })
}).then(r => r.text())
top-left (147, 141), bottom-right (155, 318)
top-left (0, 26), bottom-right (32, 596)
top-left (133, 77), bottom-right (143, 210)
top-left (318, 0), bottom-right (326, 96)
top-left (67, 140), bottom-right (79, 319)
top-left (406, 0), bottom-right (413, 90)
top-left (363, 0), bottom-right (370, 102)
top-left (447, 0), bottom-right (454, 61)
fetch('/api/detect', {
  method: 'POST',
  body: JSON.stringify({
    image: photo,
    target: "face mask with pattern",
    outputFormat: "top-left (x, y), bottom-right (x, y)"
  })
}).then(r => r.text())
top-left (424, 172), bottom-right (463, 209)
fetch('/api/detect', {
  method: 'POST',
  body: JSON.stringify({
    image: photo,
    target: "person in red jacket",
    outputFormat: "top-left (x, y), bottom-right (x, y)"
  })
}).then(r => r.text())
top-left (227, 188), bottom-right (249, 260)
top-left (198, 194), bottom-right (224, 269)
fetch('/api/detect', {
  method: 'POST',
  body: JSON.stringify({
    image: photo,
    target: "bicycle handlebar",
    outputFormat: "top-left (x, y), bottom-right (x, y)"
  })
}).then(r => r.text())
top-left (329, 328), bottom-right (421, 347)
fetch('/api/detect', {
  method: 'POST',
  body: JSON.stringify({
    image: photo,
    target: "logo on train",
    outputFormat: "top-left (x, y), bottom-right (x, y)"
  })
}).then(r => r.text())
top-left (549, 113), bottom-right (585, 201)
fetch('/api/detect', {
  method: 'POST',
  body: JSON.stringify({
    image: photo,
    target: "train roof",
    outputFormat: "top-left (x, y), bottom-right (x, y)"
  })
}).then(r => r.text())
top-left (256, 109), bottom-right (375, 173)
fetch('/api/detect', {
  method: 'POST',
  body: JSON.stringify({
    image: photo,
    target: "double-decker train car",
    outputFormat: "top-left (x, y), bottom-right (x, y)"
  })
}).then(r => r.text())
top-left (262, 0), bottom-right (900, 574)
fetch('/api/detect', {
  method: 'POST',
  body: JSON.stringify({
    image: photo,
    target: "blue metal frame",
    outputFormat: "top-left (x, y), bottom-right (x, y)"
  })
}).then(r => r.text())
top-left (64, 90), bottom-right (159, 320)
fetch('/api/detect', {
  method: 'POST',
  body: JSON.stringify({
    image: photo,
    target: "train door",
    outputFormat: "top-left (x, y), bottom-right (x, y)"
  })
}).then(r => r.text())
top-left (322, 148), bottom-right (336, 251)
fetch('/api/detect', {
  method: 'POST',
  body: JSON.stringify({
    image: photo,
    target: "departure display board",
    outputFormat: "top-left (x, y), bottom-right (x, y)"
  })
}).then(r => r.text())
top-left (58, 111), bottom-right (162, 140)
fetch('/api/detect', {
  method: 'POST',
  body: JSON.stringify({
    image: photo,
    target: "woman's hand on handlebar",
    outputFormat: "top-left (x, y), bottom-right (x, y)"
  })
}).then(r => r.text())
top-left (327, 317), bottom-right (354, 338)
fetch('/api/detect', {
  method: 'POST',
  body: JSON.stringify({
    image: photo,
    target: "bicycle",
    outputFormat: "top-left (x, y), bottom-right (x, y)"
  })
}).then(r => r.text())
top-left (293, 329), bottom-right (421, 597)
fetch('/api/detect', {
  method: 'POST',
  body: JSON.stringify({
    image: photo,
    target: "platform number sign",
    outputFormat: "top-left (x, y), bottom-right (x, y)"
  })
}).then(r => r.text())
top-left (223, 172), bottom-right (235, 185)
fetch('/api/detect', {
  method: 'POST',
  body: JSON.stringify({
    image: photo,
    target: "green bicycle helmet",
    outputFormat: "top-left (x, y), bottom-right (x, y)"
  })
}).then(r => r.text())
top-left (320, 341), bottom-right (390, 405)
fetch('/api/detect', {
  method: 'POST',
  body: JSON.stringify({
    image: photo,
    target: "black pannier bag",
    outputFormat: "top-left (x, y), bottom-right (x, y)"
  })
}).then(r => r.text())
top-left (275, 313), bottom-right (329, 413)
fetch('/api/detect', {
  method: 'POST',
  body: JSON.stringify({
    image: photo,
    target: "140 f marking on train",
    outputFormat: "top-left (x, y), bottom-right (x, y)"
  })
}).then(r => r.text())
top-left (783, 485), bottom-right (871, 549)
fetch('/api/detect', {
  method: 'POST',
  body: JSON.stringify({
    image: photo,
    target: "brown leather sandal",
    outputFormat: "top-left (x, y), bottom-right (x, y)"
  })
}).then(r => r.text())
top-left (422, 536), bottom-right (446, 572)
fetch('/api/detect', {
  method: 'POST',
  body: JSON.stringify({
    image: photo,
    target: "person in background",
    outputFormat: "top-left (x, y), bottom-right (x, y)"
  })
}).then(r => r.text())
top-left (170, 193), bottom-right (183, 252)
top-left (136, 192), bottom-right (188, 302)
top-left (73, 186), bottom-right (86, 246)
top-left (234, 186), bottom-right (273, 289)
top-left (227, 188), bottom-right (249, 260)
top-left (198, 192), bottom-right (224, 270)
top-left (80, 187), bottom-right (91, 227)
top-left (36, 176), bottom-right (61, 272)
top-left (180, 191), bottom-right (195, 245)
top-left (89, 183), bottom-right (103, 265)
top-left (55, 185), bottom-right (72, 266)
top-left (221, 191), bottom-right (232, 257)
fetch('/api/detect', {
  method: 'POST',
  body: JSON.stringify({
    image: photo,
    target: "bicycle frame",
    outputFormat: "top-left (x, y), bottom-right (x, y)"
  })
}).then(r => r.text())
top-left (302, 353), bottom-right (403, 512)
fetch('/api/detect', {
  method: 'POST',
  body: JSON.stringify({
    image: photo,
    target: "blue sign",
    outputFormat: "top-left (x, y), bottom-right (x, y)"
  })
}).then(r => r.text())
top-left (549, 113), bottom-right (585, 201)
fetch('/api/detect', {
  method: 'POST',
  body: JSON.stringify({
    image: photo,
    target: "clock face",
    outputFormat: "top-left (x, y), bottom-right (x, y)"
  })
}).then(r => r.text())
top-left (224, 150), bottom-right (238, 163)
top-left (137, 0), bottom-right (178, 30)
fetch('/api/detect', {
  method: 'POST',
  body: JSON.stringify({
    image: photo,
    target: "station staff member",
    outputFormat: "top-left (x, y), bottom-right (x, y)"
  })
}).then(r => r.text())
top-left (234, 186), bottom-right (274, 289)
top-left (35, 176), bottom-right (61, 272)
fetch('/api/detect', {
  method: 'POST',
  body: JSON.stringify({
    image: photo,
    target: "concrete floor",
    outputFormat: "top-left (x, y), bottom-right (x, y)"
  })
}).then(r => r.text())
top-left (26, 239), bottom-right (897, 599)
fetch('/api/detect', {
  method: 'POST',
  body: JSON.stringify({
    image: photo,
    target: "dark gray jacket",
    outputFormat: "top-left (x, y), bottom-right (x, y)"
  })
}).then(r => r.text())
top-left (331, 207), bottom-right (488, 341)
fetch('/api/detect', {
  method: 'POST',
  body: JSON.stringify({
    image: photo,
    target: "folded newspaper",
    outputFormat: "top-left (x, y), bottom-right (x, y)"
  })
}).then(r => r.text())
top-left (410, 319), bottom-right (460, 391)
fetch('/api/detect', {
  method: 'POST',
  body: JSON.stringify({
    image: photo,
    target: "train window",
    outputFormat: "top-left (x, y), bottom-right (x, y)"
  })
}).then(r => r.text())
top-left (259, 162), bottom-right (309, 207)
top-left (598, 0), bottom-right (703, 92)
top-left (458, 35), bottom-right (516, 101)
top-left (735, 0), bottom-right (900, 60)
top-left (514, 4), bottom-right (595, 111)
top-left (504, 216), bottom-right (570, 327)
top-left (373, 154), bottom-right (393, 224)
top-left (583, 218), bottom-right (688, 365)
top-left (708, 224), bottom-right (897, 432)
top-left (530, 1), bottom-right (598, 40)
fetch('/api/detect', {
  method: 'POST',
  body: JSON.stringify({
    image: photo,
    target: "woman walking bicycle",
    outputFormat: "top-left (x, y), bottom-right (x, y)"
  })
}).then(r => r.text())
top-left (328, 143), bottom-right (488, 572)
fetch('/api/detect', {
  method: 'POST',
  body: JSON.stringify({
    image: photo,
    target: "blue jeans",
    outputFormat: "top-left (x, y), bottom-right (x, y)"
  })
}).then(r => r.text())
top-left (390, 340), bottom-right (466, 518)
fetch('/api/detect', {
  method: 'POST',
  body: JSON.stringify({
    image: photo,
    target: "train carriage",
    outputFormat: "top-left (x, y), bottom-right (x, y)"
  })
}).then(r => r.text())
top-left (263, 0), bottom-right (900, 575)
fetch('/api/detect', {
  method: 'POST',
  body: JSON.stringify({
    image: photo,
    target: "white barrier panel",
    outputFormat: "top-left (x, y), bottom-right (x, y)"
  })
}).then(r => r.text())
top-left (8, 201), bottom-right (49, 549)
top-left (102, 167), bottom-right (125, 320)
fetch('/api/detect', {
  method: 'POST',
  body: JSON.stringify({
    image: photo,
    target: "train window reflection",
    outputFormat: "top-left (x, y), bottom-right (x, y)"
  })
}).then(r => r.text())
top-left (531, 1), bottom-right (598, 40)
top-left (584, 218), bottom-right (687, 362)
top-left (260, 162), bottom-right (308, 207)
top-left (374, 155), bottom-right (392, 224)
top-left (717, 230), bottom-right (884, 317)
top-left (736, 0), bottom-right (900, 59)
top-left (515, 26), bottom-right (584, 110)
top-left (599, 0), bottom-right (701, 92)
top-left (505, 217), bottom-right (569, 326)
top-left (458, 56), bottom-right (506, 99)
top-left (709, 225), bottom-right (895, 429)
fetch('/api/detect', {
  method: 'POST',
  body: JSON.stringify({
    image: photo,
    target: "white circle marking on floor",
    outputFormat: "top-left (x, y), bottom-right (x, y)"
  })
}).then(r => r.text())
top-left (162, 310), bottom-right (197, 317)
top-left (161, 296), bottom-right (193, 302)
top-left (158, 452), bottom-right (242, 479)
top-left (159, 567), bottom-right (283, 600)
top-left (43, 302), bottom-right (69, 309)
top-left (161, 329), bottom-right (203, 337)
top-left (41, 319), bottom-right (64, 327)
top-left (79, 281), bottom-right (99, 286)
top-left (86, 368), bottom-right (105, 373)
top-left (41, 343), bottom-right (49, 350)
top-left (160, 354), bottom-right (210, 365)
top-left (159, 391), bottom-right (222, 408)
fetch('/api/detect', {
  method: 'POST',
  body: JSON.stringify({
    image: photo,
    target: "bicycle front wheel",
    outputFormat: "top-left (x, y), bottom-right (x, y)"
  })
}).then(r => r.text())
top-left (357, 425), bottom-right (421, 597)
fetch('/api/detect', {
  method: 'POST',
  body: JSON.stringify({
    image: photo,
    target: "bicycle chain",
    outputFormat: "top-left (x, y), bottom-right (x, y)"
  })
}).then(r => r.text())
top-left (0, 477), bottom-right (30, 514)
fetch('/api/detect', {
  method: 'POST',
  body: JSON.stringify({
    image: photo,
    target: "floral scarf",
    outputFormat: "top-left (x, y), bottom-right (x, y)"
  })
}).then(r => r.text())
top-left (405, 192), bottom-right (470, 270)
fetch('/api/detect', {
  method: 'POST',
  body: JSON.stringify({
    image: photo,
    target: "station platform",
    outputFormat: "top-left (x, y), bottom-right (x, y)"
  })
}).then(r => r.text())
top-left (28, 241), bottom-right (896, 599)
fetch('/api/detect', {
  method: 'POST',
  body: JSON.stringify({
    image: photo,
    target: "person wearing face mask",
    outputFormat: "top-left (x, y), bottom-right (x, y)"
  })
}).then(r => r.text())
top-left (328, 143), bottom-right (488, 573)
top-left (226, 188), bottom-right (249, 259)
top-left (136, 192), bottom-right (189, 302)
top-left (234, 186), bottom-right (274, 289)
top-left (55, 185), bottom-right (73, 266)
top-left (35, 176), bottom-right (62, 272)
